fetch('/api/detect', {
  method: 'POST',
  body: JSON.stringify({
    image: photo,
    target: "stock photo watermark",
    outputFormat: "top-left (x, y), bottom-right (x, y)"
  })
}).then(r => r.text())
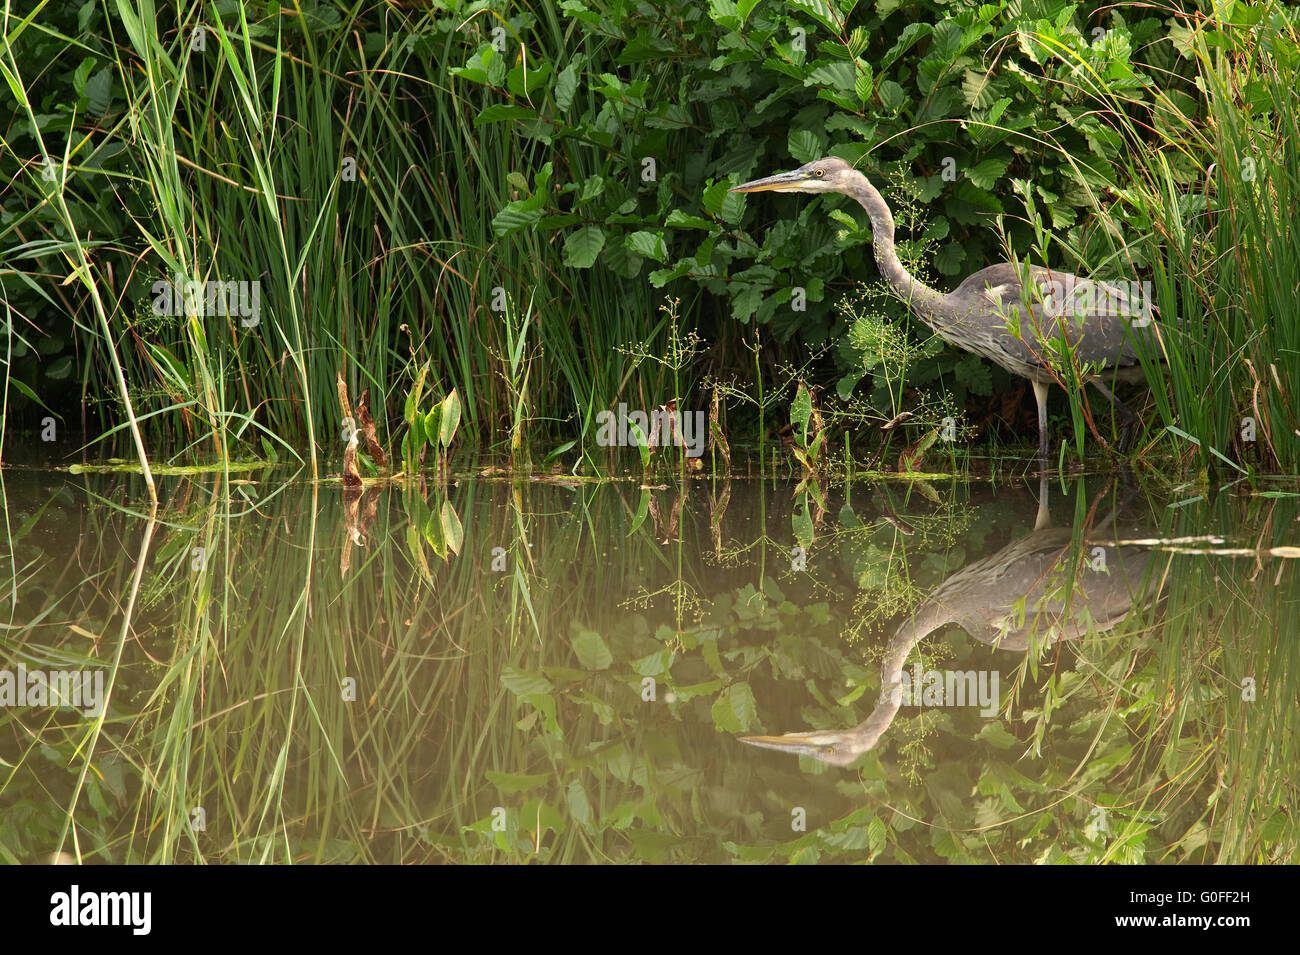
top-left (151, 273), bottom-right (261, 327)
top-left (0, 664), bottom-right (105, 717)
top-left (883, 665), bottom-right (1000, 717)
top-left (49, 886), bottom-right (150, 935)
top-left (1036, 277), bottom-right (1156, 325)
top-left (594, 402), bottom-right (706, 457)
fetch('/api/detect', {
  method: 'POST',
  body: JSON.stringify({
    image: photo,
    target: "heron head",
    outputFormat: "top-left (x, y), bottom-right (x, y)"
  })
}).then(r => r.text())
top-left (738, 726), bottom-right (877, 767)
top-left (729, 156), bottom-right (858, 195)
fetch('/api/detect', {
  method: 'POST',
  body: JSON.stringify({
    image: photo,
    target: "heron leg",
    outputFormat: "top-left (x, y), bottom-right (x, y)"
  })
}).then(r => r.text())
top-left (1033, 470), bottom-right (1051, 531)
top-left (1031, 380), bottom-right (1051, 461)
top-left (1089, 378), bottom-right (1137, 453)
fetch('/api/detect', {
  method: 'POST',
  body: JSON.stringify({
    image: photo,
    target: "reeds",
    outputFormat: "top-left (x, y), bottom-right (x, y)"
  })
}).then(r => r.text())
top-left (1055, 5), bottom-right (1300, 472)
top-left (2, 3), bottom-right (1298, 474)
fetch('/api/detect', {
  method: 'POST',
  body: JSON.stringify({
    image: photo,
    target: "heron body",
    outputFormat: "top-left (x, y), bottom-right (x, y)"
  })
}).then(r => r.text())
top-left (729, 157), bottom-right (1158, 458)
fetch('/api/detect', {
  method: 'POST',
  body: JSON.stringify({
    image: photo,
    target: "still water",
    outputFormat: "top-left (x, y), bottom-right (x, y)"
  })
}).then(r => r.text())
top-left (1, 467), bottom-right (1296, 863)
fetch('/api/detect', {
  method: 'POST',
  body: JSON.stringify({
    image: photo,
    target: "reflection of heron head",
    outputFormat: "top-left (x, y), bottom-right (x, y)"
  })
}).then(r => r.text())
top-left (738, 726), bottom-right (878, 767)
top-left (730, 156), bottom-right (859, 195)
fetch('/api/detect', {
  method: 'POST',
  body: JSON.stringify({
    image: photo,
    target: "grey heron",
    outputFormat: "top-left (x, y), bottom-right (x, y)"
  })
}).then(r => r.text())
top-left (730, 157), bottom-right (1159, 459)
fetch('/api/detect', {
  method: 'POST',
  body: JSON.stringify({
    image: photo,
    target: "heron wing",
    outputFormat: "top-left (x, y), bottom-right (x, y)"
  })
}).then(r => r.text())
top-left (949, 264), bottom-right (1159, 373)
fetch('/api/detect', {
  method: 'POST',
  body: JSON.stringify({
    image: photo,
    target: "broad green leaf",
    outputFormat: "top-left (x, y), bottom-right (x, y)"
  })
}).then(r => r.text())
top-left (625, 230), bottom-right (667, 262)
top-left (406, 524), bottom-right (433, 582)
top-left (519, 693), bottom-right (562, 739)
top-left (807, 61), bottom-right (856, 99)
top-left (542, 440), bottom-right (577, 467)
top-left (492, 204), bottom-right (544, 236)
top-left (408, 412), bottom-right (426, 456)
top-left (627, 488), bottom-right (651, 536)
top-left (879, 22), bottom-right (933, 72)
top-left (423, 405), bottom-right (442, 447)
top-left (627, 419), bottom-right (651, 467)
top-left (440, 389), bottom-right (461, 446)
top-left (563, 226), bottom-right (606, 268)
top-left (966, 157), bottom-right (1010, 190)
top-left (868, 816), bottom-right (887, 854)
top-left (788, 0), bottom-right (840, 32)
top-left (791, 381), bottom-right (813, 439)
top-left (878, 79), bottom-right (907, 112)
top-left (664, 210), bottom-right (714, 230)
top-left (853, 59), bottom-right (874, 104)
top-left (73, 58), bottom-right (96, 98)
top-left (572, 629), bottom-right (613, 670)
top-left (976, 722), bottom-right (1018, 750)
top-left (730, 284), bottom-right (763, 323)
top-left (707, 0), bottom-right (741, 31)
top-left (84, 68), bottom-right (112, 114)
top-left (702, 180), bottom-right (745, 223)
top-left (787, 129), bottom-right (822, 163)
top-left (649, 260), bottom-right (694, 287)
top-left (555, 62), bottom-right (580, 111)
top-left (631, 648), bottom-right (671, 676)
top-left (475, 104), bottom-right (535, 125)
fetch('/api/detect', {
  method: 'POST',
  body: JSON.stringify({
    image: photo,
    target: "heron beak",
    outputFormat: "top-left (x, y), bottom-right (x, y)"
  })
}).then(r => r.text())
top-left (738, 730), bottom-right (835, 758)
top-left (729, 169), bottom-right (810, 193)
top-left (743, 738), bottom-right (821, 758)
top-left (739, 726), bottom-right (878, 766)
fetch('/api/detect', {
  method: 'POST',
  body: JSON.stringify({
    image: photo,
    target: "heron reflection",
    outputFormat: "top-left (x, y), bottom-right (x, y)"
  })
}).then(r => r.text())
top-left (741, 482), bottom-right (1159, 766)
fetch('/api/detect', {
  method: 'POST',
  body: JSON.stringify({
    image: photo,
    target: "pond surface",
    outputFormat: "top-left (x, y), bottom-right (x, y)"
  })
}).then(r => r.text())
top-left (1, 466), bottom-right (1296, 863)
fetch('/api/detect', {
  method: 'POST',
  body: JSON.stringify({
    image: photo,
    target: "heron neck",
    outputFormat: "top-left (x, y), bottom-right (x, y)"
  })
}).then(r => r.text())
top-left (851, 599), bottom-right (955, 751)
top-left (850, 174), bottom-right (948, 323)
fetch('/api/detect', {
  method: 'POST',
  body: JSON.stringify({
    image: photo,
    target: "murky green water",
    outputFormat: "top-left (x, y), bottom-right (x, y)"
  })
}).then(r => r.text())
top-left (1, 467), bottom-right (1296, 863)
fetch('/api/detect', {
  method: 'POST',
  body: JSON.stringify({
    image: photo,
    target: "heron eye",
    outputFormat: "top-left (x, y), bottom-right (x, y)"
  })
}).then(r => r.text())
top-left (814, 168), bottom-right (824, 178)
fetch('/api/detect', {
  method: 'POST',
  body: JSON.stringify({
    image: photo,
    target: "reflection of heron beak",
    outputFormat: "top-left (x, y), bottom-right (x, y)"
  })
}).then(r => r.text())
top-left (738, 730), bottom-right (838, 758)
top-left (729, 170), bottom-right (810, 193)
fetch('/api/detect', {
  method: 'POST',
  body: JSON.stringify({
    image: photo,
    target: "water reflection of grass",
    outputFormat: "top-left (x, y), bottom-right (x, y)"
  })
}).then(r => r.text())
top-left (0, 472), bottom-right (1294, 863)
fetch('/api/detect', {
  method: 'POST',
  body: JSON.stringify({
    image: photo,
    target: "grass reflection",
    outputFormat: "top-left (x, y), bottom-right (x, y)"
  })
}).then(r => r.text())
top-left (0, 469), bottom-right (1294, 863)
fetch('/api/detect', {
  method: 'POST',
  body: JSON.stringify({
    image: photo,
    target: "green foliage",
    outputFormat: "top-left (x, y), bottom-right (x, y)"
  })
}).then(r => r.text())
top-left (470, 0), bottom-right (1172, 347)
top-left (788, 380), bottom-right (827, 474)
top-left (2, 0), bottom-right (1298, 469)
top-left (401, 360), bottom-right (461, 471)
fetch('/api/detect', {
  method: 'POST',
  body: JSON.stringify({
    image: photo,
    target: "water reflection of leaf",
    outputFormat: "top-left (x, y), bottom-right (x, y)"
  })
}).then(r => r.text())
top-left (486, 771), bottom-right (548, 794)
top-left (572, 628), bottom-right (613, 670)
top-left (631, 648), bottom-right (672, 676)
top-left (422, 507), bottom-right (446, 559)
top-left (441, 500), bottom-right (463, 555)
top-left (792, 502), bottom-right (814, 550)
top-left (627, 488), bottom-right (651, 536)
top-left (517, 694), bottom-right (561, 739)
top-left (500, 666), bottom-right (554, 696)
top-left (566, 780), bottom-right (594, 829)
top-left (572, 691), bottom-right (615, 725)
top-left (405, 524), bottom-right (433, 583)
top-left (711, 682), bottom-right (757, 733)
